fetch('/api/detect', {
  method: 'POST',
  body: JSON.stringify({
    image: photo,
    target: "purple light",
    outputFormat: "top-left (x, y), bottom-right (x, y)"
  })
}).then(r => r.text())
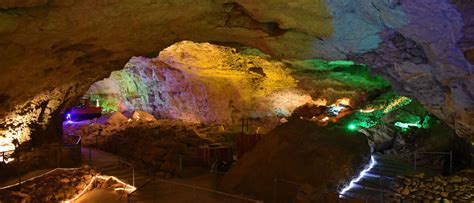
top-left (66, 113), bottom-right (71, 121)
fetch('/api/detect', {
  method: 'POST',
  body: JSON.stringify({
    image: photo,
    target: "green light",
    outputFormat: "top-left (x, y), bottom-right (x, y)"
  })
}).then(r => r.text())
top-left (328, 60), bottom-right (355, 66)
top-left (348, 123), bottom-right (358, 131)
top-left (394, 122), bottom-right (421, 129)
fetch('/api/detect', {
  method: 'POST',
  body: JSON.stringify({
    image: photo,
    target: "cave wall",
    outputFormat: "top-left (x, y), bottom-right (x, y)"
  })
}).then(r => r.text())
top-left (85, 41), bottom-right (302, 125)
top-left (0, 0), bottom-right (473, 146)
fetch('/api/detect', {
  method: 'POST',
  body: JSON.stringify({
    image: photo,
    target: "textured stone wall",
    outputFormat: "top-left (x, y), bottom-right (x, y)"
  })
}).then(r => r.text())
top-left (85, 41), bottom-right (302, 125)
top-left (0, 0), bottom-right (472, 144)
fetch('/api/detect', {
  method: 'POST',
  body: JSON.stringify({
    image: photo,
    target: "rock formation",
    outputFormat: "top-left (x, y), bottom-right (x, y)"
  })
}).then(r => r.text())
top-left (222, 119), bottom-right (370, 202)
top-left (85, 41), bottom-right (300, 125)
top-left (0, 0), bottom-right (473, 147)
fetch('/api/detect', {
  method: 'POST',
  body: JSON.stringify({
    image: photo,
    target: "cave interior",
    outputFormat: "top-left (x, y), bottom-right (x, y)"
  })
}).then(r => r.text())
top-left (0, 1), bottom-right (473, 202)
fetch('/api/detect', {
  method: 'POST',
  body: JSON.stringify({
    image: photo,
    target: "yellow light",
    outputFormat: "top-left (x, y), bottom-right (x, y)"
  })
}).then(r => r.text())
top-left (383, 96), bottom-right (410, 113)
top-left (335, 98), bottom-right (351, 106)
top-left (359, 108), bottom-right (375, 113)
top-left (312, 98), bottom-right (328, 106)
top-left (62, 174), bottom-right (136, 202)
top-left (0, 167), bottom-right (136, 202)
top-left (321, 117), bottom-right (330, 122)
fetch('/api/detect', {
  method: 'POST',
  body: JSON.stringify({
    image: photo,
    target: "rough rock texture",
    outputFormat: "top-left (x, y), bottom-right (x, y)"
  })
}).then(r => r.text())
top-left (222, 119), bottom-right (370, 202)
top-left (86, 42), bottom-right (391, 127)
top-left (392, 170), bottom-right (474, 201)
top-left (0, 0), bottom-right (473, 144)
top-left (359, 125), bottom-right (397, 152)
top-left (0, 167), bottom-right (132, 202)
top-left (91, 120), bottom-right (209, 177)
top-left (86, 41), bottom-right (301, 124)
top-left (0, 84), bottom-right (81, 152)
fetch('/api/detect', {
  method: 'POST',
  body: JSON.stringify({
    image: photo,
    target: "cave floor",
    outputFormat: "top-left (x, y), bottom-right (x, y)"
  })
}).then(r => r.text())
top-left (0, 168), bottom-right (52, 188)
top-left (78, 147), bottom-right (237, 203)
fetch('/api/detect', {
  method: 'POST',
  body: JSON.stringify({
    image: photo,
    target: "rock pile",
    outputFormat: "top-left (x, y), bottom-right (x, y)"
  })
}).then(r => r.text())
top-left (0, 166), bottom-right (133, 202)
top-left (0, 167), bottom-right (93, 202)
top-left (392, 170), bottom-right (474, 202)
top-left (104, 121), bottom-right (209, 178)
top-left (222, 119), bottom-right (370, 202)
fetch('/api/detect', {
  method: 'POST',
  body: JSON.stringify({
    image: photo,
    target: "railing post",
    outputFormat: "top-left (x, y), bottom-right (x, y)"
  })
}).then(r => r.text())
top-left (153, 179), bottom-right (156, 203)
top-left (132, 166), bottom-right (135, 187)
top-left (413, 152), bottom-right (416, 172)
top-left (2, 151), bottom-right (4, 163)
top-left (246, 117), bottom-right (249, 132)
top-left (17, 152), bottom-right (21, 185)
top-left (449, 151), bottom-right (453, 175)
top-left (89, 147), bottom-right (92, 167)
top-left (379, 176), bottom-right (384, 203)
top-left (57, 148), bottom-right (60, 168)
top-left (178, 155), bottom-right (183, 178)
top-left (273, 178), bottom-right (277, 203)
top-left (194, 188), bottom-right (197, 202)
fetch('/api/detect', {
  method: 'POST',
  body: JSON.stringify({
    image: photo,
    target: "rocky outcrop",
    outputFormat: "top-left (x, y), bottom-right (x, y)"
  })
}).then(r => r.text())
top-left (0, 0), bottom-right (473, 146)
top-left (0, 84), bottom-right (81, 152)
top-left (85, 41), bottom-right (301, 125)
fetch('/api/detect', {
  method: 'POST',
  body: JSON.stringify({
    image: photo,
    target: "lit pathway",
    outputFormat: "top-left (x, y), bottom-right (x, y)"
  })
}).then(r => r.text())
top-left (77, 147), bottom-right (257, 203)
top-left (339, 154), bottom-right (435, 202)
top-left (77, 147), bottom-right (148, 202)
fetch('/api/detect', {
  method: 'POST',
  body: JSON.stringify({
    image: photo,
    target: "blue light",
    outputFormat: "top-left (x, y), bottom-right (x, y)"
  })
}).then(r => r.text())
top-left (66, 113), bottom-right (71, 121)
top-left (339, 155), bottom-right (376, 197)
top-left (328, 105), bottom-right (346, 116)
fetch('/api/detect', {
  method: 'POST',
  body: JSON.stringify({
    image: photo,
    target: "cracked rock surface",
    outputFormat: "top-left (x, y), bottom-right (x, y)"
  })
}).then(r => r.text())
top-left (0, 0), bottom-right (473, 143)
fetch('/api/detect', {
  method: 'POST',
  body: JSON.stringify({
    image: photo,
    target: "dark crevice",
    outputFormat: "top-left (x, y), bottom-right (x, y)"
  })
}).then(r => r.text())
top-left (219, 2), bottom-right (287, 37)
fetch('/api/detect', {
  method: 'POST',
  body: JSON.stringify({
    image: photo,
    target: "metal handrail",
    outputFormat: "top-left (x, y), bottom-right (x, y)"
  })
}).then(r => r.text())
top-left (274, 175), bottom-right (418, 202)
top-left (127, 175), bottom-right (262, 203)
top-left (1, 135), bottom-right (82, 163)
top-left (413, 150), bottom-right (453, 174)
top-left (127, 176), bottom-right (157, 197)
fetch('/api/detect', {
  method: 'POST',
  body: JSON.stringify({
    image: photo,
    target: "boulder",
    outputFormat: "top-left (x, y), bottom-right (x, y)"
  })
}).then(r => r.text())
top-left (131, 110), bottom-right (157, 122)
top-left (359, 125), bottom-right (397, 152)
top-left (106, 112), bottom-right (128, 126)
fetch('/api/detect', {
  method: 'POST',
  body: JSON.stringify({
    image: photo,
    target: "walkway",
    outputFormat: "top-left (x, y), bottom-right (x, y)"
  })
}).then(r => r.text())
top-left (77, 147), bottom-right (148, 202)
top-left (340, 154), bottom-right (437, 202)
top-left (77, 147), bottom-right (258, 203)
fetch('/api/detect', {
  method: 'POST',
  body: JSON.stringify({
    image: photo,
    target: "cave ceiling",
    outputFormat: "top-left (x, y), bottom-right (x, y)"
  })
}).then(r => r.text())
top-left (0, 0), bottom-right (473, 142)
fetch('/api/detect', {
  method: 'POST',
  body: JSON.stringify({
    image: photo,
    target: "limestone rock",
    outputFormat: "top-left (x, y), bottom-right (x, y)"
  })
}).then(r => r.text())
top-left (359, 125), bottom-right (396, 152)
top-left (0, 0), bottom-right (473, 151)
top-left (131, 110), bottom-right (157, 122)
top-left (106, 111), bottom-right (128, 126)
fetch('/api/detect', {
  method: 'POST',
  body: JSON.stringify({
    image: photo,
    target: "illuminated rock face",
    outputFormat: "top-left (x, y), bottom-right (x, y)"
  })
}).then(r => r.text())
top-left (0, 84), bottom-right (80, 151)
top-left (86, 41), bottom-right (300, 124)
top-left (0, 0), bottom-right (473, 144)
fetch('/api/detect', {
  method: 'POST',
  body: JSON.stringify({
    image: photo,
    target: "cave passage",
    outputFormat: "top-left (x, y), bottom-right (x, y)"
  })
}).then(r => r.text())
top-left (0, 41), bottom-right (472, 202)
top-left (0, 1), bottom-right (473, 202)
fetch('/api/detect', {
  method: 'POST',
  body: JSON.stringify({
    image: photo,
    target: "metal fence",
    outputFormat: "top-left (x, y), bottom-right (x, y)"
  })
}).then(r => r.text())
top-left (0, 136), bottom-right (82, 185)
top-left (272, 176), bottom-right (416, 203)
top-left (413, 151), bottom-right (453, 175)
top-left (127, 175), bottom-right (262, 203)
